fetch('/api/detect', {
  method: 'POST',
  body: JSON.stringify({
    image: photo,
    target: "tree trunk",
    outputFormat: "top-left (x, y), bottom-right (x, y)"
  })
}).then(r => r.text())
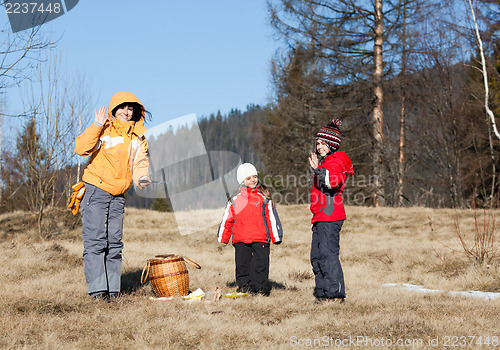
top-left (51, 182), bottom-right (55, 207)
top-left (467, 0), bottom-right (500, 141)
top-left (38, 203), bottom-right (44, 240)
top-left (487, 120), bottom-right (496, 206)
top-left (397, 0), bottom-right (407, 207)
top-left (373, 0), bottom-right (385, 206)
top-left (77, 111), bottom-right (82, 182)
top-left (398, 92), bottom-right (406, 207)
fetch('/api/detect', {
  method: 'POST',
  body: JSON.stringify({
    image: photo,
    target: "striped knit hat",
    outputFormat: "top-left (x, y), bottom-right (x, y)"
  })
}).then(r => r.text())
top-left (316, 119), bottom-right (342, 152)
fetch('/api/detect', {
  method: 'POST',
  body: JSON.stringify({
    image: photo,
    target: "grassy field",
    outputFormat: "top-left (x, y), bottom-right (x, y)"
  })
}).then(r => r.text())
top-left (0, 205), bottom-right (499, 349)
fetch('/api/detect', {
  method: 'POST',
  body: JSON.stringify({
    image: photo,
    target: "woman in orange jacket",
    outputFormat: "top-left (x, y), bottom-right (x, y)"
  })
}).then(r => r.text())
top-left (75, 92), bottom-right (152, 300)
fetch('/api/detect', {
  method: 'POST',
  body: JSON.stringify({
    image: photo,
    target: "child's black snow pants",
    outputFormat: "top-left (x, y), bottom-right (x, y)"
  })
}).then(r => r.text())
top-left (234, 242), bottom-right (270, 294)
top-left (310, 221), bottom-right (345, 299)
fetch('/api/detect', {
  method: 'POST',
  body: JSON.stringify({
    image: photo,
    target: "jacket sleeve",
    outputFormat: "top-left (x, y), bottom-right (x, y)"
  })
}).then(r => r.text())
top-left (217, 201), bottom-right (234, 244)
top-left (132, 136), bottom-right (150, 185)
top-left (314, 160), bottom-right (345, 190)
top-left (266, 200), bottom-right (283, 244)
top-left (74, 123), bottom-right (104, 156)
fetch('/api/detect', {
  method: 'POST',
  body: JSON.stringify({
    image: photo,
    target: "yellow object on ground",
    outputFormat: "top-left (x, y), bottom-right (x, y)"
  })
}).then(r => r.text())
top-left (222, 292), bottom-right (247, 298)
top-left (182, 288), bottom-right (205, 301)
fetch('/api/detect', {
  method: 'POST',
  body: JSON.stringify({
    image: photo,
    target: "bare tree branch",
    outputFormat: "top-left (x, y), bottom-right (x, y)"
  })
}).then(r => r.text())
top-left (467, 0), bottom-right (500, 140)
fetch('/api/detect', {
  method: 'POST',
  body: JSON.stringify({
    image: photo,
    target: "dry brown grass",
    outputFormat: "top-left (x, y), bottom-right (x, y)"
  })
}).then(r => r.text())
top-left (0, 205), bottom-right (499, 349)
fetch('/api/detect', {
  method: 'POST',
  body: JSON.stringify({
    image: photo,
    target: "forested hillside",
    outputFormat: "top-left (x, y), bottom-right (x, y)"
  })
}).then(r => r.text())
top-left (126, 106), bottom-right (266, 209)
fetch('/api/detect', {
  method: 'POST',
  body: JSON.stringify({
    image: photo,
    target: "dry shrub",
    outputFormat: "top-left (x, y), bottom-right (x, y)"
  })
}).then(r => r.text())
top-left (455, 206), bottom-right (500, 266)
top-left (41, 207), bottom-right (81, 240)
top-left (0, 207), bottom-right (81, 243)
top-left (43, 242), bottom-right (82, 268)
top-left (0, 211), bottom-right (36, 242)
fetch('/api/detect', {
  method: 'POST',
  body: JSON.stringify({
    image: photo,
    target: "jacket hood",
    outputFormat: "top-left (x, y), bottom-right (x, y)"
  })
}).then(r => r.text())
top-left (108, 91), bottom-right (144, 118)
top-left (107, 91), bottom-right (146, 136)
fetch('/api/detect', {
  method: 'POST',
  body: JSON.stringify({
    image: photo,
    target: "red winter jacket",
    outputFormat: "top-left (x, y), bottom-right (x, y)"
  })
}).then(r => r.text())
top-left (218, 186), bottom-right (283, 244)
top-left (310, 151), bottom-right (353, 223)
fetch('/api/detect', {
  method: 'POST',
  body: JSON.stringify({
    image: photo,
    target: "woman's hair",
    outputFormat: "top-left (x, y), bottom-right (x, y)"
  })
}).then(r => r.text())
top-left (112, 102), bottom-right (152, 124)
top-left (258, 181), bottom-right (272, 202)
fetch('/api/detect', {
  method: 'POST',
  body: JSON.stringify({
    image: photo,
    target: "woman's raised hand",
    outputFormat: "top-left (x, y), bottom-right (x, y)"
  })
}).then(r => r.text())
top-left (308, 152), bottom-right (319, 169)
top-left (94, 106), bottom-right (107, 125)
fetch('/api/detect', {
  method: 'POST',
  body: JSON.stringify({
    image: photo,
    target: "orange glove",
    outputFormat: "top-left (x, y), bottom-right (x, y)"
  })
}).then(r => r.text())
top-left (68, 182), bottom-right (85, 215)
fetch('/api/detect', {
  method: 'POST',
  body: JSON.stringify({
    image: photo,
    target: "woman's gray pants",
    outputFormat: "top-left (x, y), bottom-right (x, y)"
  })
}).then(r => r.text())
top-left (310, 221), bottom-right (346, 299)
top-left (81, 184), bottom-right (125, 295)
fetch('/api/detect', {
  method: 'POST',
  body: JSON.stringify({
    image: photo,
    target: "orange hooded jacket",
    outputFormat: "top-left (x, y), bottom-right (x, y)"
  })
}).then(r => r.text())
top-left (75, 92), bottom-right (149, 196)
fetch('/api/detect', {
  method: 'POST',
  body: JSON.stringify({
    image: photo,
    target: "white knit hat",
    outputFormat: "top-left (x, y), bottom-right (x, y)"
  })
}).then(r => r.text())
top-left (237, 163), bottom-right (258, 184)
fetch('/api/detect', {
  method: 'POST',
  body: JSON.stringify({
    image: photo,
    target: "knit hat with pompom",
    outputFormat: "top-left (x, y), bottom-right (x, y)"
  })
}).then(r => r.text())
top-left (315, 119), bottom-right (342, 152)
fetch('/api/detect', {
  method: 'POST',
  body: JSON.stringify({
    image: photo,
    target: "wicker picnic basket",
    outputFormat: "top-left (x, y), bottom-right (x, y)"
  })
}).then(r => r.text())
top-left (141, 254), bottom-right (201, 297)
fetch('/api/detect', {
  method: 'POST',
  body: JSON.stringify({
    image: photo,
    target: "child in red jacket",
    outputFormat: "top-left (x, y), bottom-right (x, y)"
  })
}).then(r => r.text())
top-left (218, 163), bottom-right (283, 296)
top-left (308, 119), bottom-right (353, 303)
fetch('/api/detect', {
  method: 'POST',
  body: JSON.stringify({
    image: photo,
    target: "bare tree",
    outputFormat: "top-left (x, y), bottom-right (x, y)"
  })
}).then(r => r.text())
top-left (467, 0), bottom-right (500, 140)
top-left (396, 0), bottom-right (408, 207)
top-left (466, 0), bottom-right (500, 205)
top-left (15, 51), bottom-right (90, 237)
top-left (393, 0), bottom-right (430, 206)
top-left (371, 0), bottom-right (385, 206)
top-left (0, 21), bottom-right (52, 88)
top-left (69, 75), bottom-right (93, 183)
top-left (430, 0), bottom-right (500, 206)
top-left (0, 9), bottom-right (54, 210)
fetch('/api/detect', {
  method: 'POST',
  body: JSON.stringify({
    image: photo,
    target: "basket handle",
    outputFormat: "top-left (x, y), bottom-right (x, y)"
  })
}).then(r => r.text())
top-left (182, 256), bottom-right (202, 269)
top-left (140, 261), bottom-right (150, 284)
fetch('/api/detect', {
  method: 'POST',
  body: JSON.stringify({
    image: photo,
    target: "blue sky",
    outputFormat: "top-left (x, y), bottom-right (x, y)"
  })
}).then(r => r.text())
top-left (2, 1), bottom-right (279, 131)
